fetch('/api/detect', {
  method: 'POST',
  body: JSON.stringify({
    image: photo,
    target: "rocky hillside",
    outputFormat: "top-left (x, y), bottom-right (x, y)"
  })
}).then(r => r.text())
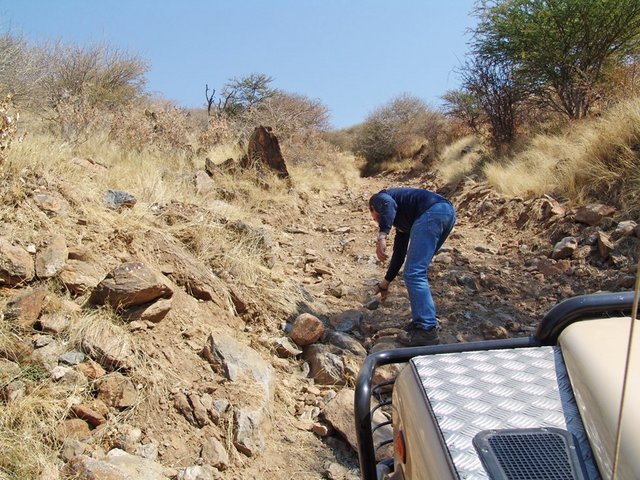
top-left (1, 149), bottom-right (638, 479)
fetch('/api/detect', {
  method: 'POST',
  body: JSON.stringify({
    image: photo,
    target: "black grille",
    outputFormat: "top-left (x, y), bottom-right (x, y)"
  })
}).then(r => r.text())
top-left (473, 428), bottom-right (588, 480)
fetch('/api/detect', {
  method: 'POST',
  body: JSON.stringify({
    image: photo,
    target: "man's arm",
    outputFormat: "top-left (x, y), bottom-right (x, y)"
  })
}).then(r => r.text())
top-left (384, 231), bottom-right (409, 282)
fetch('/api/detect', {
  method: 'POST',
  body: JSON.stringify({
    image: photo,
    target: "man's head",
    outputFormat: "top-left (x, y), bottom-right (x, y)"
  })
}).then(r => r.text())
top-left (369, 194), bottom-right (380, 224)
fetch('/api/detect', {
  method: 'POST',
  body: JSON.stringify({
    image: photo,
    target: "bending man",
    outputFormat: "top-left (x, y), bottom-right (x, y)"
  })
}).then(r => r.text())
top-left (369, 187), bottom-right (456, 346)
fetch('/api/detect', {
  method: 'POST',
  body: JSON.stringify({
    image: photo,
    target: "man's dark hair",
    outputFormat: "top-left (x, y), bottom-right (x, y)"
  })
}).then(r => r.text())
top-left (369, 193), bottom-right (378, 211)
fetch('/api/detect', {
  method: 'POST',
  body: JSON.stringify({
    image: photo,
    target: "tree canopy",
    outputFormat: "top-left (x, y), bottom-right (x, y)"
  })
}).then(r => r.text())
top-left (472, 0), bottom-right (640, 118)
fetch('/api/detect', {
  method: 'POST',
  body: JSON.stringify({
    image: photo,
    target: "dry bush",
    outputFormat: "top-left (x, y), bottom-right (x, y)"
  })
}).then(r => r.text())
top-left (197, 115), bottom-right (234, 150)
top-left (221, 91), bottom-right (330, 152)
top-left (0, 34), bottom-right (48, 108)
top-left (109, 101), bottom-right (191, 153)
top-left (287, 147), bottom-right (361, 193)
top-left (49, 93), bottom-right (108, 143)
top-left (37, 42), bottom-right (148, 142)
top-left (599, 53), bottom-right (640, 110)
top-left (0, 94), bottom-right (19, 163)
top-left (249, 92), bottom-right (330, 144)
top-left (0, 304), bottom-right (74, 479)
top-left (323, 125), bottom-right (361, 153)
top-left (353, 94), bottom-right (449, 175)
top-left (483, 133), bottom-right (585, 198)
top-left (42, 43), bottom-right (148, 110)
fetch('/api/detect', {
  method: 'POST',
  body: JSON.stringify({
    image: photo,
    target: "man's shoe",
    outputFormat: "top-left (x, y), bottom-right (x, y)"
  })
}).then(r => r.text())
top-left (396, 324), bottom-right (439, 346)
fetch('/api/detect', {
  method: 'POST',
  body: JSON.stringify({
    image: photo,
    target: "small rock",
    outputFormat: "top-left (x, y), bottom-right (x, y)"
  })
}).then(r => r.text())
top-left (32, 192), bottom-right (67, 215)
top-left (35, 234), bottom-right (68, 279)
top-left (312, 423), bottom-right (331, 436)
top-left (615, 220), bottom-right (637, 238)
top-left (4, 287), bottom-right (48, 329)
top-left (33, 334), bottom-right (54, 348)
top-left (551, 237), bottom-right (578, 260)
top-left (323, 331), bottom-right (367, 357)
top-left (72, 400), bottom-right (108, 427)
top-left (61, 438), bottom-right (86, 462)
top-left (0, 238), bottom-right (34, 286)
top-left (56, 418), bottom-right (91, 441)
top-left (194, 170), bottom-right (216, 195)
top-left (289, 313), bottom-right (326, 346)
top-left (274, 337), bottom-right (302, 358)
top-left (302, 344), bottom-right (347, 386)
top-left (596, 231), bottom-right (614, 259)
top-left (1, 380), bottom-right (26, 403)
top-left (59, 259), bottom-right (102, 295)
top-left (329, 309), bottom-right (363, 333)
top-left (95, 373), bottom-right (138, 409)
top-left (575, 204), bottom-right (616, 226)
top-left (51, 365), bottom-right (72, 381)
top-left (121, 298), bottom-right (172, 323)
top-left (90, 262), bottom-right (173, 311)
top-left (200, 437), bottom-right (229, 470)
top-left (233, 408), bottom-right (266, 457)
top-left (104, 189), bottom-right (137, 209)
top-left (37, 313), bottom-right (71, 334)
top-left (178, 465), bottom-right (219, 480)
top-left (59, 350), bottom-right (86, 366)
top-left (136, 443), bottom-right (159, 461)
top-left (76, 358), bottom-right (106, 380)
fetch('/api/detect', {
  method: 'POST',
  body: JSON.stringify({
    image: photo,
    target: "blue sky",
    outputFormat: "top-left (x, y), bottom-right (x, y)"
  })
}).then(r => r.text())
top-left (0, 1), bottom-right (477, 129)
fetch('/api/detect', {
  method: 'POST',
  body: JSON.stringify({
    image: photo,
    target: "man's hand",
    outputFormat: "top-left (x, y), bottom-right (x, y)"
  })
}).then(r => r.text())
top-left (376, 233), bottom-right (388, 262)
top-left (375, 280), bottom-right (390, 302)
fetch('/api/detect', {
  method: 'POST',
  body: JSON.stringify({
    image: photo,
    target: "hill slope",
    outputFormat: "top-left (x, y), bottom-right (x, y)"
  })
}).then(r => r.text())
top-left (1, 141), bottom-right (637, 479)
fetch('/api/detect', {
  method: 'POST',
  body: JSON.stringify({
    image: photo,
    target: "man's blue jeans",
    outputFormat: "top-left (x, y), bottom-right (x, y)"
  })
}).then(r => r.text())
top-left (402, 201), bottom-right (456, 330)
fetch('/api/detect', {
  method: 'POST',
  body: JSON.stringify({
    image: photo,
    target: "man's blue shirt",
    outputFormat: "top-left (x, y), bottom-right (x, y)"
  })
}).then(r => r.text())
top-left (371, 188), bottom-right (448, 234)
top-left (371, 188), bottom-right (450, 282)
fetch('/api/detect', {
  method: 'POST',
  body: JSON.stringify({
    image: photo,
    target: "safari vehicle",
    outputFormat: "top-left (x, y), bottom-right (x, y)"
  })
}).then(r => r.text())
top-left (354, 291), bottom-right (639, 480)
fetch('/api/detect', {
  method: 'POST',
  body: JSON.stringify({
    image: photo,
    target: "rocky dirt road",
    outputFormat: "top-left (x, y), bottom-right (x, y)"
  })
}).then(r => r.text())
top-left (243, 168), bottom-right (635, 479)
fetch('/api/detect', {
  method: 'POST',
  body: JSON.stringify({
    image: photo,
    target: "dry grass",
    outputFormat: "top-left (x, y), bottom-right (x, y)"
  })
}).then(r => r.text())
top-left (0, 312), bottom-right (75, 480)
top-left (565, 99), bottom-right (640, 216)
top-left (436, 136), bottom-right (485, 184)
top-left (478, 97), bottom-right (640, 219)
top-left (288, 149), bottom-right (361, 193)
top-left (483, 133), bottom-right (585, 198)
top-left (0, 381), bottom-right (70, 480)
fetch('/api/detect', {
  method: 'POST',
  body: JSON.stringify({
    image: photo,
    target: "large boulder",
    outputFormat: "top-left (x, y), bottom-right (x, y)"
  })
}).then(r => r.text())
top-left (59, 260), bottom-right (102, 295)
top-left (81, 323), bottom-right (135, 371)
top-left (243, 126), bottom-right (289, 178)
top-left (63, 449), bottom-right (171, 480)
top-left (4, 287), bottom-right (48, 329)
top-left (201, 334), bottom-right (274, 458)
top-left (289, 313), bottom-right (325, 346)
top-left (0, 238), bottom-right (34, 286)
top-left (35, 234), bottom-right (68, 279)
top-left (90, 262), bottom-right (173, 310)
top-left (201, 334), bottom-right (274, 401)
top-left (322, 388), bottom-right (392, 461)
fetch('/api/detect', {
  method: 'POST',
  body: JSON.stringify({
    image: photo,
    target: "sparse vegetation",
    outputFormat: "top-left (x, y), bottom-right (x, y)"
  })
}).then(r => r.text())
top-left (2, 4), bottom-right (640, 476)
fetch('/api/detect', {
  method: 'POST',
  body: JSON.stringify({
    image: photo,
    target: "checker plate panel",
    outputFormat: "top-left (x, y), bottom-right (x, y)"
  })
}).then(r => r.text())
top-left (411, 346), bottom-right (600, 479)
